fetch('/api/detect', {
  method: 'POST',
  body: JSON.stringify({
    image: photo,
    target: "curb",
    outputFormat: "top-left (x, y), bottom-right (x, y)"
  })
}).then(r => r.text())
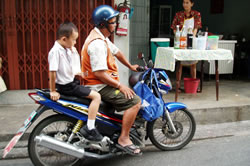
top-left (1, 104), bottom-right (250, 142)
top-left (190, 105), bottom-right (250, 124)
top-left (0, 133), bottom-right (30, 142)
top-left (0, 141), bottom-right (28, 160)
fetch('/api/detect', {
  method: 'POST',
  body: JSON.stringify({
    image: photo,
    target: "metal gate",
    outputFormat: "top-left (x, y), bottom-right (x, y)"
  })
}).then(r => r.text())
top-left (0, 0), bottom-right (113, 90)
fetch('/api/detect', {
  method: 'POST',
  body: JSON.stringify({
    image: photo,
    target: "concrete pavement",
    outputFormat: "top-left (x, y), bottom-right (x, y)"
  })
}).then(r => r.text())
top-left (1, 120), bottom-right (250, 160)
top-left (0, 79), bottom-right (250, 159)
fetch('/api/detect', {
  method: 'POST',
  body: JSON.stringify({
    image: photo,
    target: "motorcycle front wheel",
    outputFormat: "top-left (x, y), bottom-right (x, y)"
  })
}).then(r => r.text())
top-left (28, 114), bottom-right (83, 166)
top-left (147, 108), bottom-right (196, 151)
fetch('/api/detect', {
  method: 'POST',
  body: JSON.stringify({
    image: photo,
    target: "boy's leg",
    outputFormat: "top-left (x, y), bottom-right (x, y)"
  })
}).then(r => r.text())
top-left (72, 85), bottom-right (103, 141)
top-left (85, 90), bottom-right (101, 129)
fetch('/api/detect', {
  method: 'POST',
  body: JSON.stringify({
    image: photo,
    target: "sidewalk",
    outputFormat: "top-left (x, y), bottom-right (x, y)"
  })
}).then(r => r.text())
top-left (164, 79), bottom-right (250, 124)
top-left (0, 80), bottom-right (250, 137)
top-left (0, 79), bottom-right (250, 159)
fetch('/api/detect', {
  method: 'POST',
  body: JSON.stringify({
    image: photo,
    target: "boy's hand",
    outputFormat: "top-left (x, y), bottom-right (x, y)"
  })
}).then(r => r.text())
top-left (50, 91), bottom-right (60, 101)
top-left (76, 72), bottom-right (85, 78)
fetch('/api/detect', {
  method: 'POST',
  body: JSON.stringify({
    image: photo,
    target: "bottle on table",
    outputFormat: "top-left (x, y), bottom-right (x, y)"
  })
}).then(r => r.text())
top-left (204, 28), bottom-right (208, 38)
top-left (197, 30), bottom-right (202, 37)
top-left (174, 25), bottom-right (181, 49)
top-left (180, 25), bottom-right (187, 49)
top-left (187, 26), bottom-right (193, 49)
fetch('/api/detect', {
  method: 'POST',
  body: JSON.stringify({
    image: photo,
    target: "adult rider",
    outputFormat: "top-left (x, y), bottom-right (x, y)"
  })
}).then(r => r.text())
top-left (81, 5), bottom-right (142, 156)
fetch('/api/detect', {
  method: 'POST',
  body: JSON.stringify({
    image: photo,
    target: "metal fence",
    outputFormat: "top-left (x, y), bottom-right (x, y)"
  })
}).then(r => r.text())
top-left (0, 0), bottom-right (113, 89)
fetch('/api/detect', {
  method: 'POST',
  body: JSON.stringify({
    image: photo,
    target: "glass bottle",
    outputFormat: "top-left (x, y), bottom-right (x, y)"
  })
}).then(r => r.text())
top-left (187, 26), bottom-right (193, 49)
top-left (174, 25), bottom-right (180, 49)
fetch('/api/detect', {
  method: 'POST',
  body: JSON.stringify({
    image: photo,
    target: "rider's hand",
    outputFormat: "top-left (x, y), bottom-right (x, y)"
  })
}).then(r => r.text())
top-left (119, 84), bottom-right (136, 99)
top-left (130, 64), bottom-right (139, 72)
top-left (50, 91), bottom-right (60, 101)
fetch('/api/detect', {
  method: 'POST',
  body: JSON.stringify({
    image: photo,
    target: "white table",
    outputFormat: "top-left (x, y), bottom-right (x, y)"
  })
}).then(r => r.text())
top-left (197, 40), bottom-right (237, 75)
top-left (154, 47), bottom-right (233, 101)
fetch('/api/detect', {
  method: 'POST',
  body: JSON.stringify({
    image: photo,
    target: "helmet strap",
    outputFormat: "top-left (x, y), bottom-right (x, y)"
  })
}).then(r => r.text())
top-left (104, 21), bottom-right (114, 34)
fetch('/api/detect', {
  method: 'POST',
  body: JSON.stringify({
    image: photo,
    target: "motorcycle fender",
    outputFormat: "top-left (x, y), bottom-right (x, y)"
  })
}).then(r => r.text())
top-left (164, 102), bottom-right (187, 113)
top-left (2, 106), bottom-right (47, 158)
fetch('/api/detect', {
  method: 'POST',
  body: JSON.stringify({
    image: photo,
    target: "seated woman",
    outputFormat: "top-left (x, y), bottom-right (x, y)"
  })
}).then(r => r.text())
top-left (171, 0), bottom-right (202, 90)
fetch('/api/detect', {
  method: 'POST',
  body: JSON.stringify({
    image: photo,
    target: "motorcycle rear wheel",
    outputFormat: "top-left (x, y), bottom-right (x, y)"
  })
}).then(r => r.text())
top-left (28, 114), bottom-right (84, 166)
top-left (147, 108), bottom-right (196, 151)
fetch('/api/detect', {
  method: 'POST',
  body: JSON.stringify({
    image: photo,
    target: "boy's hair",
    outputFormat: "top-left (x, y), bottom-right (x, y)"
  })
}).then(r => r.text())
top-left (56, 21), bottom-right (78, 40)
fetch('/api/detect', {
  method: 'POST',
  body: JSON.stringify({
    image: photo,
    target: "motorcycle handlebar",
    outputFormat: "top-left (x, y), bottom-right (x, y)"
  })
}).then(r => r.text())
top-left (135, 57), bottom-right (154, 72)
top-left (136, 66), bottom-right (146, 72)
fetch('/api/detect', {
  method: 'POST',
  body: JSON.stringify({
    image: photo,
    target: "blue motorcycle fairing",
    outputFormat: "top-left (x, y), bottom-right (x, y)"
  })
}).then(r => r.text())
top-left (37, 92), bottom-right (121, 129)
top-left (39, 99), bottom-right (89, 121)
top-left (165, 102), bottom-right (187, 113)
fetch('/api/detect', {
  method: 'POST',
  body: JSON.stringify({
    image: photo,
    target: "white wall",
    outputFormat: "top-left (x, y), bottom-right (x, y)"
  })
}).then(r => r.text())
top-left (114, 0), bottom-right (130, 86)
top-left (113, 0), bottom-right (150, 85)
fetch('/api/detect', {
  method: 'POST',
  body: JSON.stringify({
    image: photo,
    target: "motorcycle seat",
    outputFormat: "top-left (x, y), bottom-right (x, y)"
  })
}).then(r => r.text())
top-left (38, 89), bottom-right (117, 115)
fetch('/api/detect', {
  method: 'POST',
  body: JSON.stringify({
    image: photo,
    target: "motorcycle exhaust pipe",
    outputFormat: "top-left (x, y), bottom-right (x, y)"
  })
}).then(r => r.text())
top-left (35, 135), bottom-right (116, 159)
top-left (35, 135), bottom-right (85, 158)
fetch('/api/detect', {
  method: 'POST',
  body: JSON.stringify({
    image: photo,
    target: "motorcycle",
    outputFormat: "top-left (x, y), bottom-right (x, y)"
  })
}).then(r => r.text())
top-left (3, 53), bottom-right (196, 166)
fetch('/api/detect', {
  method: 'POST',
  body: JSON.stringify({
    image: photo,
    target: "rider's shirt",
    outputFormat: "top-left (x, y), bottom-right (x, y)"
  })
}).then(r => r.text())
top-left (48, 41), bottom-right (81, 85)
top-left (81, 27), bottom-right (119, 91)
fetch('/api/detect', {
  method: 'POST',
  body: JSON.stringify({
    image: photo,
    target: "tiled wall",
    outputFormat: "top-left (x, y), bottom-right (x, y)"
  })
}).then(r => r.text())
top-left (129, 0), bottom-right (150, 66)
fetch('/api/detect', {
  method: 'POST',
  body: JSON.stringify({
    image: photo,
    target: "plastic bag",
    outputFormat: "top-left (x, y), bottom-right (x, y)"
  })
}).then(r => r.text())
top-left (133, 69), bottom-right (164, 121)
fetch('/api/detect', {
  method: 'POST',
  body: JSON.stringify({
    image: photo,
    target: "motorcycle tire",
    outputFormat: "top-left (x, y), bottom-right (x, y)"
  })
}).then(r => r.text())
top-left (147, 108), bottom-right (196, 151)
top-left (28, 114), bottom-right (84, 166)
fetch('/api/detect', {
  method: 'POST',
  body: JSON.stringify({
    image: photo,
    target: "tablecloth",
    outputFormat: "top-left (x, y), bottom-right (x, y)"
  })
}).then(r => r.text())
top-left (154, 47), bottom-right (233, 72)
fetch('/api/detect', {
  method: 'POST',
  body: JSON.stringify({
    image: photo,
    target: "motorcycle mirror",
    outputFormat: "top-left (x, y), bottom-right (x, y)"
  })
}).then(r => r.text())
top-left (148, 60), bottom-right (154, 68)
top-left (138, 52), bottom-right (144, 59)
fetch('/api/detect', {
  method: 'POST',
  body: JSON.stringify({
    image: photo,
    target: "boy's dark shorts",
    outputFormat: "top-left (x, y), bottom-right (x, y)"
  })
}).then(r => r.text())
top-left (56, 79), bottom-right (91, 97)
top-left (99, 85), bottom-right (141, 112)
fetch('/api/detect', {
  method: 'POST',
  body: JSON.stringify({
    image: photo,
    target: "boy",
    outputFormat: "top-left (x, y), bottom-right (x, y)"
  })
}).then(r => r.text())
top-left (48, 22), bottom-right (103, 141)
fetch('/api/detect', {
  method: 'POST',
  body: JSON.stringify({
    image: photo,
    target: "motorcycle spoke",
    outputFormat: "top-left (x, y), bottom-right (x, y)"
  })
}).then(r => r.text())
top-left (31, 118), bottom-right (80, 166)
top-left (149, 109), bottom-right (195, 150)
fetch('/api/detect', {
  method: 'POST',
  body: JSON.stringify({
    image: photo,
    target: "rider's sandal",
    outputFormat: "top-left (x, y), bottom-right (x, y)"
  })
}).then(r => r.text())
top-left (116, 143), bottom-right (142, 156)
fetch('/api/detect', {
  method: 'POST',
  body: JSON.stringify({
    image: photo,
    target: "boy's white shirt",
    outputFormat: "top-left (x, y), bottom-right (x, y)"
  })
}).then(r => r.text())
top-left (85, 27), bottom-right (119, 92)
top-left (48, 41), bottom-right (81, 85)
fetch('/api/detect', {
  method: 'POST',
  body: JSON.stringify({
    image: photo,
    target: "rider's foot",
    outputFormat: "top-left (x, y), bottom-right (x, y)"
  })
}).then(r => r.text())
top-left (118, 137), bottom-right (142, 156)
top-left (116, 143), bottom-right (142, 156)
top-left (80, 125), bottom-right (103, 142)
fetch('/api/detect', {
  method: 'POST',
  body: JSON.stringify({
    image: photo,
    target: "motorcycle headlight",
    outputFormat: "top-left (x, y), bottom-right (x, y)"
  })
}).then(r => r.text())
top-left (159, 79), bottom-right (172, 92)
top-left (155, 69), bottom-right (172, 93)
top-left (166, 78), bottom-right (172, 90)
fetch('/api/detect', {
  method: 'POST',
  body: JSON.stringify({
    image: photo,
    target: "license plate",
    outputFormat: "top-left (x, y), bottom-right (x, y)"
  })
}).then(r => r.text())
top-left (2, 110), bottom-right (37, 158)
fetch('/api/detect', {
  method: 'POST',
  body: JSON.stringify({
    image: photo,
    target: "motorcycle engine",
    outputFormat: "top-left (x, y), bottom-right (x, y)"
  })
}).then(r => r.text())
top-left (75, 136), bottom-right (111, 152)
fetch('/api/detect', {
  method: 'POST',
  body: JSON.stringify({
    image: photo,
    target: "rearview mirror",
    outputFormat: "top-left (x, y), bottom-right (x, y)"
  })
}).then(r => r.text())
top-left (148, 60), bottom-right (154, 69)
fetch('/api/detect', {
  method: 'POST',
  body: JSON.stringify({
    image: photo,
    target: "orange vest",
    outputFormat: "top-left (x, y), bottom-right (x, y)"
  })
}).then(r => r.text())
top-left (81, 29), bottom-right (119, 85)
